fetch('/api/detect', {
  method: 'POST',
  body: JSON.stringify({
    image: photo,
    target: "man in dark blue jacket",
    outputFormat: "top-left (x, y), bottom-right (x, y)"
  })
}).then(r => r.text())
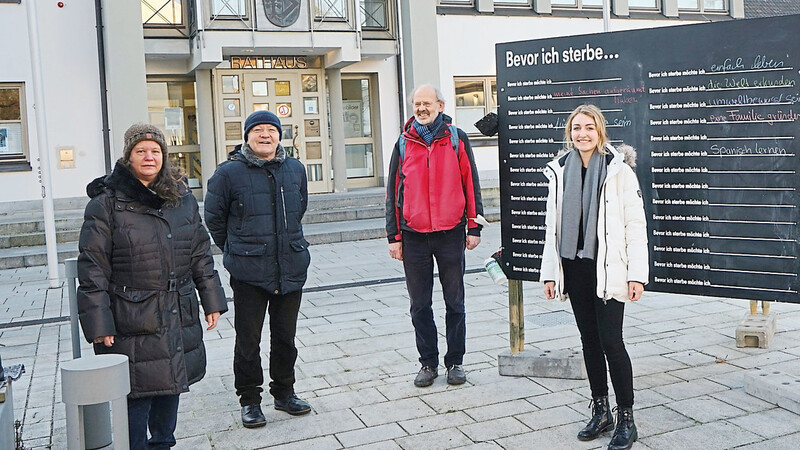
top-left (205, 110), bottom-right (312, 428)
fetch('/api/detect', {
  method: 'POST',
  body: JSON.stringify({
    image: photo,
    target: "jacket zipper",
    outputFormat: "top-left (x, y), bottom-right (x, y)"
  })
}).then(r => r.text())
top-left (280, 186), bottom-right (288, 229)
top-left (601, 185), bottom-right (609, 304)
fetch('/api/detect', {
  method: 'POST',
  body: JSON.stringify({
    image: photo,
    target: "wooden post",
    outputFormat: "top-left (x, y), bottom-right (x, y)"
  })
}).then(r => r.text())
top-left (508, 279), bottom-right (525, 354)
top-left (762, 301), bottom-right (770, 315)
top-left (749, 300), bottom-right (758, 315)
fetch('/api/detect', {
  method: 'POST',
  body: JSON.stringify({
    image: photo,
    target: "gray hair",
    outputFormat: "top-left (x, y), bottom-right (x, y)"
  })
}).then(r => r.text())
top-left (410, 85), bottom-right (445, 104)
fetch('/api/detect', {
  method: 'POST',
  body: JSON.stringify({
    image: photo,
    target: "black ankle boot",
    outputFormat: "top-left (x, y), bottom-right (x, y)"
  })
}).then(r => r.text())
top-left (608, 407), bottom-right (637, 450)
top-left (577, 396), bottom-right (614, 441)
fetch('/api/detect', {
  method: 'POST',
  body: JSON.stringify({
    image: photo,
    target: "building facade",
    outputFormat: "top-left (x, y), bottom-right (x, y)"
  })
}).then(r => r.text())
top-left (3, 0), bottom-right (789, 209)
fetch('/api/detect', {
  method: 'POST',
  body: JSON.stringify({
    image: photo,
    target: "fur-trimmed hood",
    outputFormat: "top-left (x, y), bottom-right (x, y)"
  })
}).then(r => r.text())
top-left (554, 143), bottom-right (637, 168)
top-left (86, 161), bottom-right (165, 209)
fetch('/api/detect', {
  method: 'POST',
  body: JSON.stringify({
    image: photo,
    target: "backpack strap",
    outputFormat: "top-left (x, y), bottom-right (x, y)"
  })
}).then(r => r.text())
top-left (398, 124), bottom-right (460, 164)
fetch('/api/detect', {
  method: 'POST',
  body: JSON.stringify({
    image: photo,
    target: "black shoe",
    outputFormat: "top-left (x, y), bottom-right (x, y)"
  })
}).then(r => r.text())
top-left (607, 407), bottom-right (638, 450)
top-left (577, 396), bottom-right (614, 441)
top-left (274, 394), bottom-right (311, 416)
top-left (414, 365), bottom-right (438, 387)
top-left (241, 404), bottom-right (266, 428)
top-left (446, 365), bottom-right (466, 385)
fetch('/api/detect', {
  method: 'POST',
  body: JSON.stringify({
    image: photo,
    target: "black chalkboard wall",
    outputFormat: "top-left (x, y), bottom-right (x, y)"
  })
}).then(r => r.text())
top-left (496, 14), bottom-right (800, 303)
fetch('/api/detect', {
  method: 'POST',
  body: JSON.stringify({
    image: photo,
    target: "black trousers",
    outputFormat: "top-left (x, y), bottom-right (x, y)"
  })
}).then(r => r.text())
top-left (563, 257), bottom-right (634, 408)
top-left (231, 277), bottom-right (302, 406)
top-left (402, 228), bottom-right (467, 368)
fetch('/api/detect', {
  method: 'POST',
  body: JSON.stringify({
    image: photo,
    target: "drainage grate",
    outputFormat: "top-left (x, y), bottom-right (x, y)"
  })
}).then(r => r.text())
top-left (526, 310), bottom-right (574, 327)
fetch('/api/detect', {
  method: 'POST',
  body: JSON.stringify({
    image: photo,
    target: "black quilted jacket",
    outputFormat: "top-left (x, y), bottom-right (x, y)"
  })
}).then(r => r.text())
top-left (204, 147), bottom-right (310, 295)
top-left (77, 161), bottom-right (227, 398)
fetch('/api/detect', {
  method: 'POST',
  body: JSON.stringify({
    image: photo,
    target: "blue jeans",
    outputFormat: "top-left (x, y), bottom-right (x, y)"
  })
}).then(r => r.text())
top-left (127, 394), bottom-right (180, 449)
top-left (402, 228), bottom-right (467, 368)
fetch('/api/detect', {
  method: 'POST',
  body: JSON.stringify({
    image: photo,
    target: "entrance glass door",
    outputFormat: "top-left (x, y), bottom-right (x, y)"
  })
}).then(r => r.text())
top-left (342, 76), bottom-right (380, 188)
top-left (214, 68), bottom-right (331, 193)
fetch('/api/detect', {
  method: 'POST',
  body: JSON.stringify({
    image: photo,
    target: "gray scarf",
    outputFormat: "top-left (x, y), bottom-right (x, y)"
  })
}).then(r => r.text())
top-left (240, 143), bottom-right (286, 167)
top-left (560, 149), bottom-right (606, 260)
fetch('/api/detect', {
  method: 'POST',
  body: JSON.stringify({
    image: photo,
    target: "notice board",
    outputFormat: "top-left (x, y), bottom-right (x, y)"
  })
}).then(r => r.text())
top-left (496, 15), bottom-right (800, 302)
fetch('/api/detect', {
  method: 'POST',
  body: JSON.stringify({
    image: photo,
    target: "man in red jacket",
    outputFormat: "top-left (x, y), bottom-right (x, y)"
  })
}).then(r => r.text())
top-left (386, 85), bottom-right (484, 387)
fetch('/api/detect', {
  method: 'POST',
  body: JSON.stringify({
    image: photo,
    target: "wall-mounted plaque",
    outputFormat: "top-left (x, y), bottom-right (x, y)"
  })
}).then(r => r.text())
top-left (304, 119), bottom-right (320, 137)
top-left (275, 81), bottom-right (291, 96)
top-left (305, 141), bottom-right (322, 160)
top-left (303, 97), bottom-right (319, 115)
top-left (225, 122), bottom-right (242, 141)
top-left (301, 74), bottom-right (318, 92)
top-left (276, 103), bottom-right (292, 118)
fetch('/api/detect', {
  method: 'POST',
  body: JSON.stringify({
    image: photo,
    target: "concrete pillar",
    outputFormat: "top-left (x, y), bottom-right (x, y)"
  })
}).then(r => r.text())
top-left (327, 68), bottom-right (347, 192)
top-left (662, 0), bottom-right (679, 18)
top-left (399, 0), bottom-right (441, 110)
top-left (195, 69), bottom-right (217, 195)
top-left (101, 0), bottom-right (148, 158)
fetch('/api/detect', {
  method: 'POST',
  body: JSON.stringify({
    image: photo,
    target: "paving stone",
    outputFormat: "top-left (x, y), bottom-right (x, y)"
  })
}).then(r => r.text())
top-left (175, 434), bottom-right (213, 449)
top-left (209, 409), bottom-right (363, 448)
top-left (394, 428), bottom-right (473, 450)
top-left (311, 387), bottom-right (387, 413)
top-left (526, 390), bottom-right (586, 410)
top-left (735, 432), bottom-right (800, 450)
top-left (727, 407), bottom-right (800, 439)
top-left (420, 378), bottom-right (548, 413)
top-left (463, 399), bottom-right (537, 422)
top-left (634, 405), bottom-right (696, 437)
top-left (640, 420), bottom-right (761, 450)
top-left (268, 436), bottom-right (342, 450)
top-left (353, 397), bottom-right (437, 427)
top-left (653, 378), bottom-right (730, 401)
top-left (708, 387), bottom-right (775, 413)
top-left (399, 411), bottom-right (474, 435)
top-left (515, 405), bottom-right (585, 431)
top-left (337, 423), bottom-right (407, 448)
top-left (494, 424), bottom-right (599, 450)
top-left (349, 439), bottom-right (402, 449)
top-left (668, 395), bottom-right (747, 423)
top-left (458, 416), bottom-right (530, 442)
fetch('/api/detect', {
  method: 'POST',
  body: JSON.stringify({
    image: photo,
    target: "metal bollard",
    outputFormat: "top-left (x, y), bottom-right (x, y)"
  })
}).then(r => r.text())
top-left (65, 258), bottom-right (115, 449)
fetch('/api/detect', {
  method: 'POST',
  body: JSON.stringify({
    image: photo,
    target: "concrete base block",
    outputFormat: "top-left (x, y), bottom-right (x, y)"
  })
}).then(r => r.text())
top-left (498, 349), bottom-right (587, 379)
top-left (735, 313), bottom-right (776, 348)
top-left (744, 369), bottom-right (800, 415)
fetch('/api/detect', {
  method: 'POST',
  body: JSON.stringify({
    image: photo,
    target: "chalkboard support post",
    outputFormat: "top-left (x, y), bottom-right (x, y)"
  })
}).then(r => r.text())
top-left (762, 301), bottom-right (770, 316)
top-left (508, 279), bottom-right (525, 354)
top-left (750, 300), bottom-right (758, 315)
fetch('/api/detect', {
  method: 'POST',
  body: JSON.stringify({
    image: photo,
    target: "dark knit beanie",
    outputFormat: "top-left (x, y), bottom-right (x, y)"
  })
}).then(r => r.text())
top-left (244, 110), bottom-right (282, 141)
top-left (123, 123), bottom-right (168, 160)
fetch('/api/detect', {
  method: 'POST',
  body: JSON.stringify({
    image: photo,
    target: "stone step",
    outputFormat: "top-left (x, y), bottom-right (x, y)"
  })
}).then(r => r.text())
top-left (0, 229), bottom-right (81, 249)
top-left (0, 207), bottom-right (501, 269)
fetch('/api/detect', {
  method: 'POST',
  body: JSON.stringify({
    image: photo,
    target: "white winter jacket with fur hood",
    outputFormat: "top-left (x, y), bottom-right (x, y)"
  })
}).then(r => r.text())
top-left (540, 143), bottom-right (649, 303)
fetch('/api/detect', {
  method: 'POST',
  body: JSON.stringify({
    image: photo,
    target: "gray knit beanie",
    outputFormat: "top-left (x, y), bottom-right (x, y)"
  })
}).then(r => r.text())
top-left (123, 123), bottom-right (168, 161)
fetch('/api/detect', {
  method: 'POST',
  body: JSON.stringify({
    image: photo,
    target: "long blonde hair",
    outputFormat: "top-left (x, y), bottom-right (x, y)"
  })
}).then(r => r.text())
top-left (563, 104), bottom-right (609, 155)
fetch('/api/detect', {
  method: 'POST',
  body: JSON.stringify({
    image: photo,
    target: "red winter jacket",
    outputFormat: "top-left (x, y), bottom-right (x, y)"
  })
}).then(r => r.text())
top-left (385, 115), bottom-right (483, 242)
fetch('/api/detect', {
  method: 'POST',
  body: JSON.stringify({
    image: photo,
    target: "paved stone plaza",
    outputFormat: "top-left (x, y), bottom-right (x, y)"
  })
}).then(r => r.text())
top-left (2, 226), bottom-right (800, 449)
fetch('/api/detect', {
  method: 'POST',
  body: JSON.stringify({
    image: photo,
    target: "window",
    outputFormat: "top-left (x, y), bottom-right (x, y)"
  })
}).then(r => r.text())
top-left (629, 0), bottom-right (659, 8)
top-left (361, 0), bottom-right (388, 29)
top-left (211, 0), bottom-right (247, 17)
top-left (142, 0), bottom-right (183, 26)
top-left (315, 0), bottom-right (348, 20)
top-left (678, 0), bottom-right (726, 12)
top-left (551, 0), bottom-right (602, 8)
top-left (495, 0), bottom-right (529, 5)
top-left (0, 83), bottom-right (30, 169)
top-left (454, 77), bottom-right (497, 136)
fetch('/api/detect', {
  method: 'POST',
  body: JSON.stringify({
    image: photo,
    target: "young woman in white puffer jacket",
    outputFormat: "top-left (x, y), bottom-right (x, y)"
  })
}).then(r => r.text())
top-left (541, 104), bottom-right (648, 450)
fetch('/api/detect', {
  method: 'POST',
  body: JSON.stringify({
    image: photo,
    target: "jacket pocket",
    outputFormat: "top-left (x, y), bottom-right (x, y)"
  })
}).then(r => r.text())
top-left (178, 283), bottom-right (199, 328)
top-left (286, 237), bottom-right (311, 282)
top-left (228, 241), bottom-right (268, 256)
top-left (224, 241), bottom-right (269, 283)
top-left (111, 289), bottom-right (161, 335)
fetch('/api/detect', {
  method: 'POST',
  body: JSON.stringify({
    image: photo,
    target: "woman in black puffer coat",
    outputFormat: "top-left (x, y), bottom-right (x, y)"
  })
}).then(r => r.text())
top-left (77, 124), bottom-right (227, 449)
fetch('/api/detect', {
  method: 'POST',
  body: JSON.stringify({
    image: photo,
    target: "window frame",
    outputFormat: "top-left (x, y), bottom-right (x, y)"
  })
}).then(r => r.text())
top-left (209, 0), bottom-right (249, 19)
top-left (550, 0), bottom-right (603, 10)
top-left (142, 0), bottom-right (185, 27)
top-left (677, 0), bottom-right (727, 13)
top-left (494, 0), bottom-right (530, 6)
top-left (453, 76), bottom-right (498, 139)
top-left (628, 0), bottom-right (661, 10)
top-left (360, 0), bottom-right (390, 30)
top-left (314, 0), bottom-right (351, 22)
top-left (0, 82), bottom-right (31, 171)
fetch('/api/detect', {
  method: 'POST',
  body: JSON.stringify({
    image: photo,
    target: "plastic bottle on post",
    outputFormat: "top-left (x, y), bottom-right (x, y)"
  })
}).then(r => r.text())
top-left (484, 257), bottom-right (507, 284)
